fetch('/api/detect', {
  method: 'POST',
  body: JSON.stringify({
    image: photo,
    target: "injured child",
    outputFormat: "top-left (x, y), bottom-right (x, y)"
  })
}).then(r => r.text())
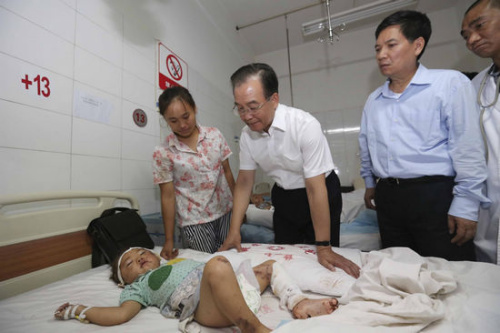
top-left (54, 247), bottom-right (338, 333)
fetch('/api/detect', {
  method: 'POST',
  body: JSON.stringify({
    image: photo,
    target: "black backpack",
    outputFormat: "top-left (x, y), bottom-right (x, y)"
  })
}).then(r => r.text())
top-left (87, 207), bottom-right (155, 268)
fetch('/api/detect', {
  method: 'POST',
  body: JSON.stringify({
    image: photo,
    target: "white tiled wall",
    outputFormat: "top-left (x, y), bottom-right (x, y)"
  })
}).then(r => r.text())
top-left (122, 71), bottom-right (155, 110)
top-left (0, 5), bottom-right (75, 76)
top-left (72, 118), bottom-right (121, 158)
top-left (0, 0), bottom-right (252, 214)
top-left (0, 0), bottom-right (76, 42)
top-left (74, 47), bottom-right (122, 96)
top-left (71, 155), bottom-right (121, 191)
top-left (75, 14), bottom-right (123, 66)
top-left (0, 100), bottom-right (71, 153)
top-left (0, 148), bottom-right (71, 194)
top-left (0, 52), bottom-right (74, 114)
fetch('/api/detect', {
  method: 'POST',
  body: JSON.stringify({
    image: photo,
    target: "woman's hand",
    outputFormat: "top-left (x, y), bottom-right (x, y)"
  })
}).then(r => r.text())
top-left (160, 239), bottom-right (179, 260)
top-left (218, 230), bottom-right (242, 252)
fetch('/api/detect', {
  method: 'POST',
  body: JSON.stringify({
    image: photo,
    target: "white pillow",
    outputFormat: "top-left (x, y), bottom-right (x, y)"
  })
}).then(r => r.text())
top-left (245, 204), bottom-right (274, 229)
top-left (341, 189), bottom-right (366, 223)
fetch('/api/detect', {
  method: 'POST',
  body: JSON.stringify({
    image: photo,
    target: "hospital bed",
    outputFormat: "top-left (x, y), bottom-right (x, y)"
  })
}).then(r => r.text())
top-left (1, 191), bottom-right (500, 332)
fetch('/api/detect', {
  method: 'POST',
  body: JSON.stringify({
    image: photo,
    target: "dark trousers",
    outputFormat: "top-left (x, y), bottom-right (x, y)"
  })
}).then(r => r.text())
top-left (375, 177), bottom-right (475, 261)
top-left (271, 172), bottom-right (342, 246)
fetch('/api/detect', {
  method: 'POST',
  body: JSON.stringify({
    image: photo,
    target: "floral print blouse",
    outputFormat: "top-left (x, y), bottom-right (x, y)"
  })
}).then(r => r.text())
top-left (152, 125), bottom-right (233, 227)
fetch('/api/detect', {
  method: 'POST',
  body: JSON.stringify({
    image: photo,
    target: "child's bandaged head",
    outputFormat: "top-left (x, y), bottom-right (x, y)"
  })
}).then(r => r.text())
top-left (116, 247), bottom-right (160, 287)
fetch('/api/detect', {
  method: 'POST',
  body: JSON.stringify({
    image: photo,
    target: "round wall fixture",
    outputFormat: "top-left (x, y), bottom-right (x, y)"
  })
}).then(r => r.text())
top-left (133, 108), bottom-right (147, 127)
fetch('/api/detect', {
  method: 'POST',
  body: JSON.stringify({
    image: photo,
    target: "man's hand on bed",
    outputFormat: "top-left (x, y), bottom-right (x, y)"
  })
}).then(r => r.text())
top-left (364, 187), bottom-right (376, 210)
top-left (160, 240), bottom-right (179, 260)
top-left (448, 215), bottom-right (477, 246)
top-left (316, 247), bottom-right (361, 278)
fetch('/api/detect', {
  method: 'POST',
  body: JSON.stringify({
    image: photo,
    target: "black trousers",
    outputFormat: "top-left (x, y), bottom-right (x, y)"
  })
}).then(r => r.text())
top-left (375, 177), bottom-right (475, 261)
top-left (271, 172), bottom-right (342, 246)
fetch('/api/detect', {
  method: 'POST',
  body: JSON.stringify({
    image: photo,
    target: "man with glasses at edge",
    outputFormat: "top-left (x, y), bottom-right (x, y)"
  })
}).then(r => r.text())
top-left (218, 63), bottom-right (360, 278)
top-left (461, 0), bottom-right (500, 264)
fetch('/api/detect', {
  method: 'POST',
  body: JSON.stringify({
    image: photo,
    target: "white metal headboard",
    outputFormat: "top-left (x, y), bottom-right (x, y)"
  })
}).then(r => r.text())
top-left (0, 191), bottom-right (139, 299)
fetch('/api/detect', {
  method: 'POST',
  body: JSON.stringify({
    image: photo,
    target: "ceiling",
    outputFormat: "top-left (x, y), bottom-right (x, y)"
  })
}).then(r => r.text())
top-left (216, 0), bottom-right (460, 56)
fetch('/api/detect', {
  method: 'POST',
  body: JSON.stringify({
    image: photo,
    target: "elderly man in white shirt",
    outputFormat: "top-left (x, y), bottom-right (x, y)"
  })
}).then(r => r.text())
top-left (219, 63), bottom-right (360, 278)
top-left (461, 0), bottom-right (500, 264)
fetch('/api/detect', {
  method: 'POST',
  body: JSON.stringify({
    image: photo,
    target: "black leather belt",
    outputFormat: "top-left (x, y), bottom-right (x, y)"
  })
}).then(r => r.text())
top-left (378, 175), bottom-right (453, 185)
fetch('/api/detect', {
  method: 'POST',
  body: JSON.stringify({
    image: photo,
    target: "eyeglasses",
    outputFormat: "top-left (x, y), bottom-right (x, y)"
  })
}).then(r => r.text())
top-left (232, 98), bottom-right (271, 116)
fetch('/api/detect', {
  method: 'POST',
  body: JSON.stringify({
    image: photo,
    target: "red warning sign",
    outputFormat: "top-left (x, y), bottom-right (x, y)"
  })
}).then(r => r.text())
top-left (158, 42), bottom-right (188, 89)
top-left (166, 54), bottom-right (183, 81)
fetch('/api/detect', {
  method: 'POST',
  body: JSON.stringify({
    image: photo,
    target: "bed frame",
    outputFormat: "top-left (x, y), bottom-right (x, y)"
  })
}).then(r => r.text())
top-left (0, 191), bottom-right (139, 300)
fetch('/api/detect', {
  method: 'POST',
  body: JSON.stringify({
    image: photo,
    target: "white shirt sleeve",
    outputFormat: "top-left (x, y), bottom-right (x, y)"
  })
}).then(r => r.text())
top-left (239, 128), bottom-right (258, 171)
top-left (299, 118), bottom-right (334, 179)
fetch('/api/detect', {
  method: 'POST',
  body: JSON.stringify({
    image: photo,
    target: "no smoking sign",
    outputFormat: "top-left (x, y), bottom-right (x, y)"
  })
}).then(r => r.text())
top-left (158, 42), bottom-right (188, 89)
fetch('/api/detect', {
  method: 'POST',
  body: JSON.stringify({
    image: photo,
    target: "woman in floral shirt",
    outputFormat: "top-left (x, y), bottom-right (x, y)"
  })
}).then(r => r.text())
top-left (153, 86), bottom-right (235, 259)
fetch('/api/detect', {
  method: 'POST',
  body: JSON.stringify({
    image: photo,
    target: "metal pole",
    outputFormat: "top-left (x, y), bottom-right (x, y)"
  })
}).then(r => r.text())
top-left (285, 15), bottom-right (294, 107)
top-left (236, 1), bottom-right (323, 30)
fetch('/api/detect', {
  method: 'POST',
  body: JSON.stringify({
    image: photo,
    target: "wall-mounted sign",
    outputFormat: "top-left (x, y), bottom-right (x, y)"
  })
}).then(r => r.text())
top-left (73, 88), bottom-right (112, 124)
top-left (133, 108), bottom-right (147, 128)
top-left (158, 42), bottom-right (188, 90)
top-left (21, 74), bottom-right (51, 97)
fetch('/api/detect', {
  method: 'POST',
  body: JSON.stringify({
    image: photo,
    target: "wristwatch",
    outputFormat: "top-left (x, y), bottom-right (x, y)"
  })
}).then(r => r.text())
top-left (315, 240), bottom-right (331, 247)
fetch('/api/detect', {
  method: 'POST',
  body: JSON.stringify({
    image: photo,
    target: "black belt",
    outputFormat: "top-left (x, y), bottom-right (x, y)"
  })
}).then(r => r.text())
top-left (377, 175), bottom-right (453, 185)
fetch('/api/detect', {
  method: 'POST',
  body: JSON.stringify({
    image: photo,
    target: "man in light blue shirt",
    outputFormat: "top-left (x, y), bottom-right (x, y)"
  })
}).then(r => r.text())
top-left (359, 10), bottom-right (490, 261)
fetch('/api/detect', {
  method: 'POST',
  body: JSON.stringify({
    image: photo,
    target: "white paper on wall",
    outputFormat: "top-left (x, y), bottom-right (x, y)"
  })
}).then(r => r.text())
top-left (73, 88), bottom-right (113, 124)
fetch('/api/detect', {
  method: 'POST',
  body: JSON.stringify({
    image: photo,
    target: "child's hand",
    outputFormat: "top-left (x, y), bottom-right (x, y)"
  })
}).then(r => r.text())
top-left (54, 301), bottom-right (140, 326)
top-left (54, 302), bottom-right (81, 320)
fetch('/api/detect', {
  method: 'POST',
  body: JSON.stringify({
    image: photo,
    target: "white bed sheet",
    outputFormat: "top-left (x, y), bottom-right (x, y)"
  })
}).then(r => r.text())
top-left (274, 249), bottom-right (500, 333)
top-left (1, 244), bottom-right (499, 333)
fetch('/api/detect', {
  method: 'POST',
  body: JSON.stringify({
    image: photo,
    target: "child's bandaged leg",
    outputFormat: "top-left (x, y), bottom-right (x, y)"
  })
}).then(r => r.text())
top-left (271, 262), bottom-right (307, 311)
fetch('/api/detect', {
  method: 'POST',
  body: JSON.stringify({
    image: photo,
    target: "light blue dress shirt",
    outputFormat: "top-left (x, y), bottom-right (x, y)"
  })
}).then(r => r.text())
top-left (359, 64), bottom-right (490, 221)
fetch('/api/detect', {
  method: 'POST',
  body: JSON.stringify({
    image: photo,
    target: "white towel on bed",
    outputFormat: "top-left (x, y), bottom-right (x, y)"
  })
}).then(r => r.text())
top-left (332, 247), bottom-right (456, 330)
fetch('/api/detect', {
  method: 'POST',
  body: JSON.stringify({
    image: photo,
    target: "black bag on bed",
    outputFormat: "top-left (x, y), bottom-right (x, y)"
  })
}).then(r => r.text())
top-left (87, 207), bottom-right (155, 268)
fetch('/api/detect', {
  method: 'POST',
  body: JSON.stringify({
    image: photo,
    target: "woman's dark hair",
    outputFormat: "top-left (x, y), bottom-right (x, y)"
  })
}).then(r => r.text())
top-left (375, 10), bottom-right (432, 60)
top-left (158, 85), bottom-right (196, 116)
top-left (230, 63), bottom-right (279, 99)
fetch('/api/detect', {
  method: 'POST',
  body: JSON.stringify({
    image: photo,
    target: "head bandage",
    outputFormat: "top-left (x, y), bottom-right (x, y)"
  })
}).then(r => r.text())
top-left (116, 247), bottom-right (150, 286)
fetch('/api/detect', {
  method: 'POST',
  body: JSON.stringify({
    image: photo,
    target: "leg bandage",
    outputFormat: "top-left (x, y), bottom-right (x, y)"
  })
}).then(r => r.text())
top-left (271, 262), bottom-right (307, 311)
